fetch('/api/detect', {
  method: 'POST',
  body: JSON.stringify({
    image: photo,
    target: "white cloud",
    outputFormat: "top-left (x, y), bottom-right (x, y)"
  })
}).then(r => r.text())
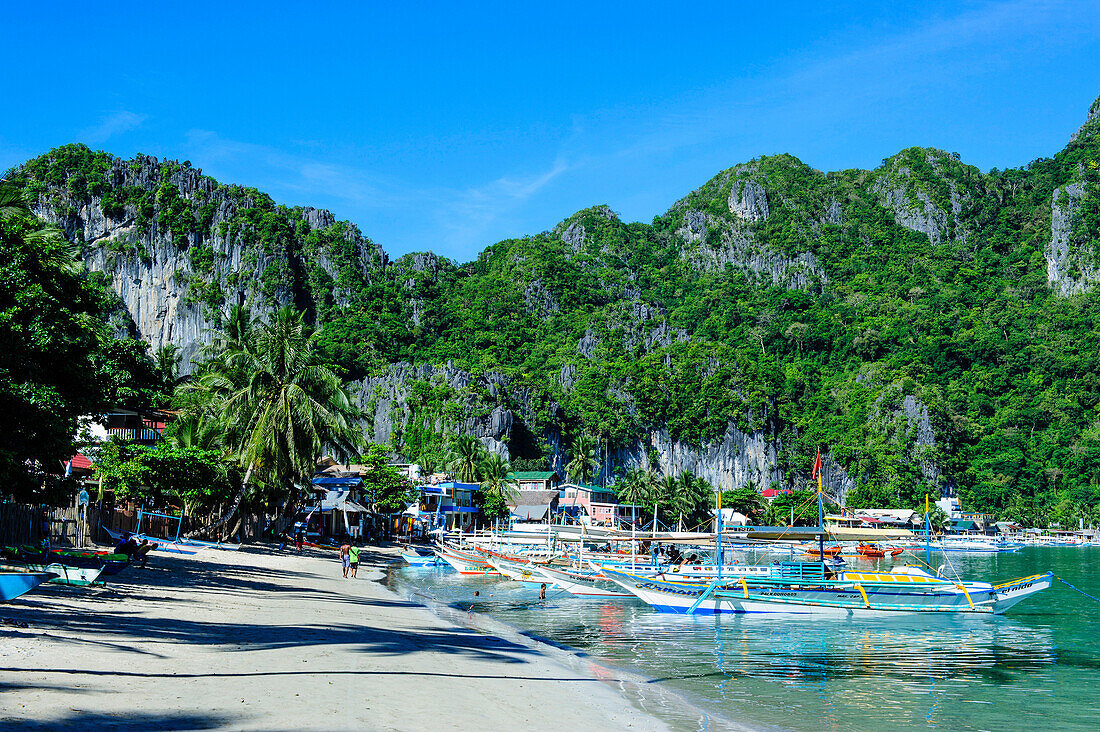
top-left (427, 157), bottom-right (573, 254)
top-left (82, 110), bottom-right (148, 144)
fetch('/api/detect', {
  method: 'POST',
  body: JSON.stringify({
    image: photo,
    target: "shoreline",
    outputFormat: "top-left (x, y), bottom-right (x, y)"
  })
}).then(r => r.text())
top-left (1, 542), bottom-right (675, 730)
top-left (380, 559), bottom-right (747, 731)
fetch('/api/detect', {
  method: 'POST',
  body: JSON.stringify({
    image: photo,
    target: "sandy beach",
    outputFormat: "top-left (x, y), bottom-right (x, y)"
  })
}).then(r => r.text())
top-left (0, 543), bottom-right (672, 731)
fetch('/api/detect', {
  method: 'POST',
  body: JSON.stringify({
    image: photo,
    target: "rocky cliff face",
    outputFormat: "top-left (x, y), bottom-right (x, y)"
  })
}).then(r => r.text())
top-left (26, 151), bottom-right (386, 372)
top-left (1045, 183), bottom-right (1098, 295)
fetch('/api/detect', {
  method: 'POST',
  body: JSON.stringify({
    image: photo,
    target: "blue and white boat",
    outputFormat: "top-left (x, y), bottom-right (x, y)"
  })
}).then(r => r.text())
top-left (597, 562), bottom-right (1053, 615)
top-left (399, 547), bottom-right (441, 566)
top-left (0, 571), bottom-right (57, 601)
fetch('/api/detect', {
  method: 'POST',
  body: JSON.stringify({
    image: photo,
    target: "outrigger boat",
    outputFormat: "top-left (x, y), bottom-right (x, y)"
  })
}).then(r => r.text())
top-left (597, 561), bottom-right (1053, 615)
top-left (434, 544), bottom-right (500, 575)
top-left (531, 563), bottom-right (632, 597)
top-left (400, 547), bottom-right (441, 566)
top-left (0, 571), bottom-right (57, 601)
top-left (484, 556), bottom-right (555, 587)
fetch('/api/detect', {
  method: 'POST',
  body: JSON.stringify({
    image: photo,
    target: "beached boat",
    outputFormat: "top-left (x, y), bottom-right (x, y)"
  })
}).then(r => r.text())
top-left (0, 571), bottom-right (57, 601)
top-left (597, 561), bottom-right (1053, 615)
top-left (51, 549), bottom-right (130, 576)
top-left (400, 547), bottom-right (441, 566)
top-left (103, 526), bottom-right (206, 555)
top-left (1, 560), bottom-right (104, 586)
top-left (2, 546), bottom-right (109, 586)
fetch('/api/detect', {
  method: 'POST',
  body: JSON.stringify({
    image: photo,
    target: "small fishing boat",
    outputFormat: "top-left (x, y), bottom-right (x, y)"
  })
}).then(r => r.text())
top-left (0, 571), bottom-right (57, 601)
top-left (51, 549), bottom-right (130, 576)
top-left (857, 543), bottom-right (887, 558)
top-left (103, 526), bottom-right (206, 555)
top-left (399, 547), bottom-right (441, 566)
top-left (2, 546), bottom-right (107, 586)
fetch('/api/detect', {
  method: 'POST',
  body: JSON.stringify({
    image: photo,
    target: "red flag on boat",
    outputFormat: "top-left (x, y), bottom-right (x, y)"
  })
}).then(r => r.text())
top-left (811, 450), bottom-right (822, 479)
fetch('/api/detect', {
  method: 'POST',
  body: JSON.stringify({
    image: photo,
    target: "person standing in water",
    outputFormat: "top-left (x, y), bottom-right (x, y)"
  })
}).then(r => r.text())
top-left (348, 544), bottom-right (361, 578)
top-left (339, 542), bottom-right (351, 578)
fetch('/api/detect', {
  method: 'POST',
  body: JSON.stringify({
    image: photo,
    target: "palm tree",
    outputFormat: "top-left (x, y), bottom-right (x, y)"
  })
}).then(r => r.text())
top-left (668, 474), bottom-right (712, 531)
top-left (566, 432), bottom-right (599, 485)
top-left (447, 434), bottom-right (485, 483)
top-left (478, 452), bottom-right (518, 504)
top-left (615, 469), bottom-right (655, 527)
top-left (418, 453), bottom-right (439, 480)
top-left (0, 180), bottom-right (81, 275)
top-left (165, 412), bottom-right (218, 450)
top-left (185, 306), bottom-right (362, 537)
top-left (656, 474), bottom-right (678, 529)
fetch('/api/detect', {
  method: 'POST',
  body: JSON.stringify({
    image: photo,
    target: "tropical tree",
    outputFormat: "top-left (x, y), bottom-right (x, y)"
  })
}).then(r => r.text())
top-left (655, 474), bottom-right (678, 528)
top-left (0, 179), bottom-right (161, 500)
top-left (359, 444), bottom-right (415, 514)
top-left (566, 432), bottom-right (599, 485)
top-left (720, 486), bottom-right (768, 522)
top-left (615, 468), bottom-right (656, 526)
top-left (447, 434), bottom-right (486, 483)
top-left (478, 452), bottom-right (518, 523)
top-left (668, 473), bottom-right (712, 531)
top-left (185, 306), bottom-right (362, 537)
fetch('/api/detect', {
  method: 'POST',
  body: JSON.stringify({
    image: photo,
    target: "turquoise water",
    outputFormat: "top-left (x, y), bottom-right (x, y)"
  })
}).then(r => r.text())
top-left (385, 548), bottom-right (1100, 731)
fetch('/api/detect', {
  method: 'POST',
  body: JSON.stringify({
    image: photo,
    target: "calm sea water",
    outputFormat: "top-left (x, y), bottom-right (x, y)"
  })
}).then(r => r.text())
top-left (384, 547), bottom-right (1100, 731)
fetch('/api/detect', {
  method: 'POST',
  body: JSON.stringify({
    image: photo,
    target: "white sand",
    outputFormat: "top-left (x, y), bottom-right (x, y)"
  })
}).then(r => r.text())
top-left (0, 543), bottom-right (673, 731)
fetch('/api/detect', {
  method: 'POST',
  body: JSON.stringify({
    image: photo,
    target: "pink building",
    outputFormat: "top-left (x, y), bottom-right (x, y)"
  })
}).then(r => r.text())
top-left (558, 483), bottom-right (620, 526)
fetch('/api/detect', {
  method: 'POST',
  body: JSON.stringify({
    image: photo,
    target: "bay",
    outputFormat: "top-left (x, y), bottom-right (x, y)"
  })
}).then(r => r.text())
top-left (385, 547), bottom-right (1100, 731)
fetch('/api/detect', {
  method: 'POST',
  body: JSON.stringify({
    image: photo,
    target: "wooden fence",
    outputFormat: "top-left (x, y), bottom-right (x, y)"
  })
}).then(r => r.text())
top-left (0, 502), bottom-right (97, 548)
top-left (1, 500), bottom-right (280, 548)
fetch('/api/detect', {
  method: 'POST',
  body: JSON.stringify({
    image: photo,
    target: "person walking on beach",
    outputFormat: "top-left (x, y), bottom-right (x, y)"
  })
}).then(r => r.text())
top-left (349, 544), bottom-right (361, 578)
top-left (339, 542), bottom-right (351, 578)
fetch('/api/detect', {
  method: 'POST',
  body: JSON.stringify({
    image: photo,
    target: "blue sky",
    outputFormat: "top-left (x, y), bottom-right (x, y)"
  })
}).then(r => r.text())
top-left (3, 1), bottom-right (1099, 260)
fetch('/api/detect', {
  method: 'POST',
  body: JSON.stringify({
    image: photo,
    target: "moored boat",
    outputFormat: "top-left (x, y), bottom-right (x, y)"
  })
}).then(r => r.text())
top-left (598, 561), bottom-right (1053, 615)
top-left (434, 545), bottom-right (500, 575)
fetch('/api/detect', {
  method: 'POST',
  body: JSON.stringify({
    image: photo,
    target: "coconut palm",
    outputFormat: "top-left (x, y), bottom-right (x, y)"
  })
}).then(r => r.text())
top-left (418, 453), bottom-right (440, 480)
top-left (185, 306), bottom-right (362, 537)
top-left (478, 452), bottom-right (518, 504)
top-left (566, 431), bottom-right (599, 485)
top-left (0, 180), bottom-right (80, 274)
top-left (165, 413), bottom-right (218, 450)
top-left (447, 434), bottom-right (485, 483)
top-left (667, 474), bottom-right (712, 531)
top-left (615, 468), bottom-right (656, 527)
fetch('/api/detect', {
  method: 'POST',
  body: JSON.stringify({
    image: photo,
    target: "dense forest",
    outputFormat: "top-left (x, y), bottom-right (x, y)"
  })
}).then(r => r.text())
top-left (6, 95), bottom-right (1100, 527)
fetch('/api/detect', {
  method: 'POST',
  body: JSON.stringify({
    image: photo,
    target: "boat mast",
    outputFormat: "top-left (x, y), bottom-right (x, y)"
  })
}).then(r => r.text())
top-left (814, 450), bottom-right (824, 563)
top-left (716, 489), bottom-right (723, 580)
top-left (925, 493), bottom-right (931, 569)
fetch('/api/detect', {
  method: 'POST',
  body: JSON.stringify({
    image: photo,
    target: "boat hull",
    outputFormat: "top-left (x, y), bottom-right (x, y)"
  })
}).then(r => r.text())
top-left (532, 564), bottom-right (633, 597)
top-left (435, 548), bottom-right (499, 575)
top-left (0, 571), bottom-right (56, 601)
top-left (400, 552), bottom-right (441, 566)
top-left (1, 562), bottom-right (104, 587)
